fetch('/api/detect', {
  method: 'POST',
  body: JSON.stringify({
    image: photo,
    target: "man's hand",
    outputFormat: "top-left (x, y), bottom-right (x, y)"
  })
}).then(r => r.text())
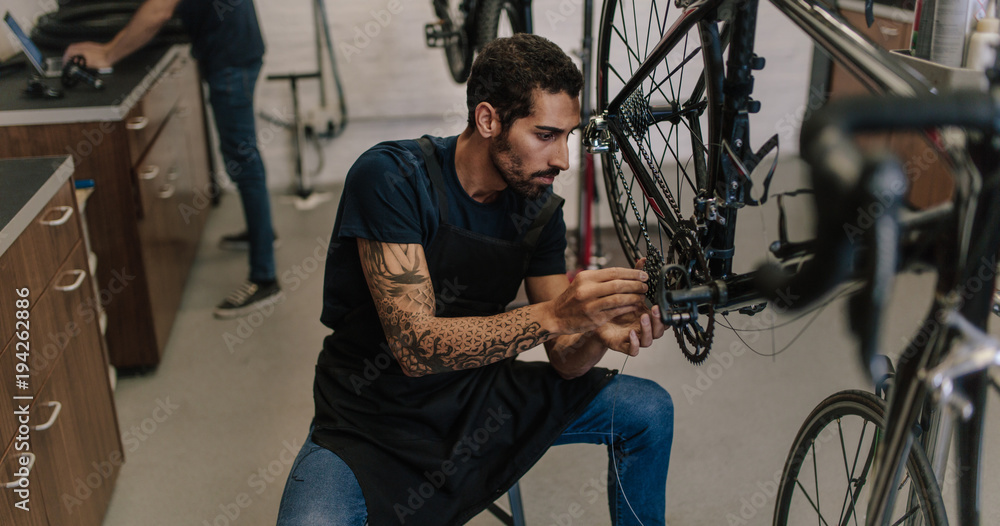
top-left (61, 0), bottom-right (182, 68)
top-left (594, 258), bottom-right (666, 355)
top-left (544, 267), bottom-right (648, 335)
top-left (596, 305), bottom-right (666, 356)
top-left (63, 42), bottom-right (113, 69)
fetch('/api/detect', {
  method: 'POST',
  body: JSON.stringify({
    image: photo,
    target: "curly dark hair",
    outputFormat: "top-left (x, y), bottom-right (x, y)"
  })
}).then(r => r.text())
top-left (466, 33), bottom-right (583, 132)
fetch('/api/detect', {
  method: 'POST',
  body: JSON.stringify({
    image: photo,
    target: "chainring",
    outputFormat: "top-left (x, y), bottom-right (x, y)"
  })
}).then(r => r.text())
top-left (666, 224), bottom-right (714, 365)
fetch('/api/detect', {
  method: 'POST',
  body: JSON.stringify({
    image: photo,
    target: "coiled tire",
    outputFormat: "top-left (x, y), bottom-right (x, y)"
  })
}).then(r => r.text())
top-left (31, 3), bottom-right (186, 49)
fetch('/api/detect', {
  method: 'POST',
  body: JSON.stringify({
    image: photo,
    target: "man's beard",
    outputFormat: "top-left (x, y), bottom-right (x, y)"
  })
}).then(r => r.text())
top-left (489, 131), bottom-right (558, 200)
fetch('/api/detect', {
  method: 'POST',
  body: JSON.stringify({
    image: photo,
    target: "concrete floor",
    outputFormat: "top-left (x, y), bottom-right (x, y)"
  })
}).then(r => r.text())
top-left (100, 118), bottom-right (1000, 526)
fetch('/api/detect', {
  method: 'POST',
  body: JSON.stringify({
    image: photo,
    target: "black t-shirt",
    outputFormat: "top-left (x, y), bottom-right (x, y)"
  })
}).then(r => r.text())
top-left (320, 135), bottom-right (567, 329)
top-left (175, 0), bottom-right (265, 74)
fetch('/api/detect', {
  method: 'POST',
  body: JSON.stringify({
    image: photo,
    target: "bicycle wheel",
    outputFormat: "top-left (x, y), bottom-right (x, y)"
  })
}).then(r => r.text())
top-left (597, 0), bottom-right (727, 287)
top-left (435, 0), bottom-right (474, 82)
top-left (773, 390), bottom-right (947, 526)
top-left (476, 0), bottom-right (527, 48)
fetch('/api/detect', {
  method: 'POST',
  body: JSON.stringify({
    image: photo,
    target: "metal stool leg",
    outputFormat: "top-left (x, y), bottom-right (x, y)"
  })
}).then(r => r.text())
top-left (508, 480), bottom-right (527, 526)
top-left (486, 480), bottom-right (527, 526)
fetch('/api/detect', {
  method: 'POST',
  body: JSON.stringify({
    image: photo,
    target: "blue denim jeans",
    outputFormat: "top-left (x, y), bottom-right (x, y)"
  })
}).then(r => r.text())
top-left (276, 374), bottom-right (673, 525)
top-left (205, 60), bottom-right (276, 283)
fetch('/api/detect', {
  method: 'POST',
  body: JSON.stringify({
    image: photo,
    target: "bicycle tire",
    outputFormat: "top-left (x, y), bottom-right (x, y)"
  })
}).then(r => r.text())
top-left (475, 0), bottom-right (526, 48)
top-left (435, 0), bottom-right (474, 83)
top-left (32, 3), bottom-right (186, 49)
top-left (773, 390), bottom-right (947, 526)
top-left (596, 0), bottom-right (726, 288)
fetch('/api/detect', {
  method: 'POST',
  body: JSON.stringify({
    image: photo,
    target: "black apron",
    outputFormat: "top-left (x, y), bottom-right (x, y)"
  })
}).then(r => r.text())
top-left (312, 138), bottom-right (613, 526)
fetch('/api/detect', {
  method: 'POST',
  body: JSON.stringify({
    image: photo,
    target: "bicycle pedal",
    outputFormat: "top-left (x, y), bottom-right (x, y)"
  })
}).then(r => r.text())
top-left (424, 22), bottom-right (459, 48)
top-left (737, 303), bottom-right (767, 316)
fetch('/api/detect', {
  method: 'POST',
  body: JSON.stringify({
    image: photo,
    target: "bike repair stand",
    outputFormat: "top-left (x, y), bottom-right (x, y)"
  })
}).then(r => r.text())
top-left (263, 0), bottom-right (347, 211)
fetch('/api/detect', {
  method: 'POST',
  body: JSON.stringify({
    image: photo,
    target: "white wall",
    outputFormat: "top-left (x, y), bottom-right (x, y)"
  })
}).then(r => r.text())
top-left (1, 0), bottom-right (57, 59)
top-left (6, 0), bottom-right (817, 223)
top-left (257, 0), bottom-right (817, 195)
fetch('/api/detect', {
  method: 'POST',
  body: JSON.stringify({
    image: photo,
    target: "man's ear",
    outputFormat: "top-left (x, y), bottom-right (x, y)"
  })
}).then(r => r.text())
top-left (474, 102), bottom-right (502, 139)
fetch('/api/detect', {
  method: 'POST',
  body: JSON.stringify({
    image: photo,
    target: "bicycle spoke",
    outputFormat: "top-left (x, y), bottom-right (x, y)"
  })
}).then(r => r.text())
top-left (889, 507), bottom-right (920, 526)
top-left (648, 45), bottom-right (702, 105)
top-left (630, 0), bottom-right (641, 66)
top-left (611, 25), bottom-right (642, 71)
top-left (896, 471), bottom-right (911, 493)
top-left (813, 441), bottom-right (822, 526)
top-left (793, 478), bottom-right (833, 526)
top-left (608, 64), bottom-right (628, 88)
top-left (644, 1), bottom-right (656, 60)
top-left (836, 419), bottom-right (853, 525)
top-left (838, 417), bottom-right (870, 526)
top-left (650, 115), bottom-right (697, 193)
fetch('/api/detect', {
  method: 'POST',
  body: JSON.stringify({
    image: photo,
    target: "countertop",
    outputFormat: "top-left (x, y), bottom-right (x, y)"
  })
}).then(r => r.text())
top-left (0, 156), bottom-right (74, 256)
top-left (0, 44), bottom-right (186, 127)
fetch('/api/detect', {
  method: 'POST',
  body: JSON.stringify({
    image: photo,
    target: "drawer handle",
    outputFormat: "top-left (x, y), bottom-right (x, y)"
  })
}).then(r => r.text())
top-left (879, 26), bottom-right (900, 37)
top-left (2, 453), bottom-right (35, 489)
top-left (127, 116), bottom-right (149, 130)
top-left (34, 401), bottom-right (62, 431)
top-left (40, 205), bottom-right (74, 226)
top-left (167, 167), bottom-right (180, 181)
top-left (158, 184), bottom-right (176, 199)
top-left (54, 269), bottom-right (87, 292)
top-left (140, 165), bottom-right (161, 180)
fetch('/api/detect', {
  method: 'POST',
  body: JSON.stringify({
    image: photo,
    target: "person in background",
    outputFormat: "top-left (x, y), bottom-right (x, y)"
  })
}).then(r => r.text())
top-left (64, 0), bottom-right (282, 319)
top-left (276, 34), bottom-right (674, 526)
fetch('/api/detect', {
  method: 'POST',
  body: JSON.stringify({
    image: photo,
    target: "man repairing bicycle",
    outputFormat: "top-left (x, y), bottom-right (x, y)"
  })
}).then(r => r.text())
top-left (277, 34), bottom-right (673, 526)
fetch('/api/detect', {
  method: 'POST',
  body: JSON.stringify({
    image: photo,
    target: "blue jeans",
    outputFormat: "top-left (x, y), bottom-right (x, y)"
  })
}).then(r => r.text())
top-left (205, 60), bottom-right (276, 283)
top-left (276, 375), bottom-right (673, 525)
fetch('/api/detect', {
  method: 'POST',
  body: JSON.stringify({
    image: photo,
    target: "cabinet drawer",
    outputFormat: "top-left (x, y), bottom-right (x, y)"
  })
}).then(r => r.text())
top-left (135, 112), bottom-right (188, 351)
top-left (134, 115), bottom-right (184, 224)
top-left (0, 239), bottom-right (88, 434)
top-left (125, 56), bottom-right (183, 167)
top-left (0, 443), bottom-right (48, 526)
top-left (0, 180), bottom-right (80, 345)
top-left (0, 242), bottom-right (118, 526)
top-left (30, 307), bottom-right (121, 526)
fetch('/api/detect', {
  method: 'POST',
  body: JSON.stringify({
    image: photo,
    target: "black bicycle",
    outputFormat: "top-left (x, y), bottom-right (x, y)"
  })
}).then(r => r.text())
top-left (425, 0), bottom-right (532, 83)
top-left (588, 0), bottom-right (1000, 523)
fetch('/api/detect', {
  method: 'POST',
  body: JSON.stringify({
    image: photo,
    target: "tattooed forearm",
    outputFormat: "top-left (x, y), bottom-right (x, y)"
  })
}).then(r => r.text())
top-left (358, 239), bottom-right (553, 376)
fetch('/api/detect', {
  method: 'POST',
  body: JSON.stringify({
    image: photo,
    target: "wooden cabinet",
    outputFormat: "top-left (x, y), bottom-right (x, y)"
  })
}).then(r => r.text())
top-left (0, 48), bottom-right (212, 368)
top-left (827, 6), bottom-right (953, 209)
top-left (0, 166), bottom-right (122, 526)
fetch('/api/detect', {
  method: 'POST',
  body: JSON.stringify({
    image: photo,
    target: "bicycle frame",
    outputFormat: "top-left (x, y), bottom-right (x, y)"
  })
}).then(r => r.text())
top-left (601, 0), bottom-right (931, 280)
top-left (599, 0), bottom-right (998, 523)
top-left (871, 140), bottom-right (1000, 525)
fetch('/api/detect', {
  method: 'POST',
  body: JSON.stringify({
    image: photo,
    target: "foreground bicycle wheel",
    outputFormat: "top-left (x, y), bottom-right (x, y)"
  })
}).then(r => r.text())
top-left (773, 390), bottom-right (946, 526)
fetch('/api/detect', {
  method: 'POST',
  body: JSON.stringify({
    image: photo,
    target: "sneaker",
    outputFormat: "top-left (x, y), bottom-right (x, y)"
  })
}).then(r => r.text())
top-left (218, 231), bottom-right (281, 251)
top-left (214, 281), bottom-right (284, 319)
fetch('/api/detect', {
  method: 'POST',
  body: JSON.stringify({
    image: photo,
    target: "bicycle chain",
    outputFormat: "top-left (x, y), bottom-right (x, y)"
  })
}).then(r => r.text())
top-left (620, 89), bottom-right (685, 221)
top-left (611, 154), bottom-right (664, 304)
top-left (615, 88), bottom-right (715, 363)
